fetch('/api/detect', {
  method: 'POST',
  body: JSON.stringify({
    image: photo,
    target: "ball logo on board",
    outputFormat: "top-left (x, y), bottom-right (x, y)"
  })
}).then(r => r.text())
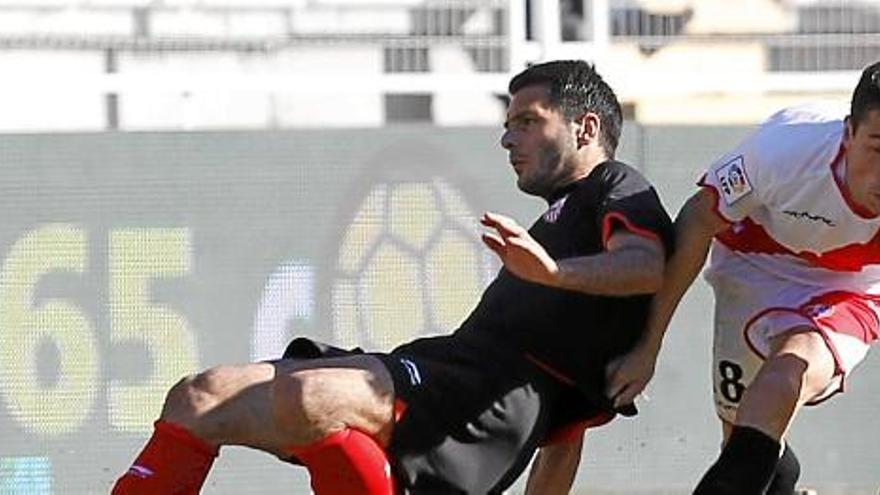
top-left (331, 178), bottom-right (491, 350)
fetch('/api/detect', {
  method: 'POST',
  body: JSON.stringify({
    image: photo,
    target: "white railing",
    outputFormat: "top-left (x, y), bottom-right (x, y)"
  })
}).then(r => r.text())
top-left (0, 0), bottom-right (878, 131)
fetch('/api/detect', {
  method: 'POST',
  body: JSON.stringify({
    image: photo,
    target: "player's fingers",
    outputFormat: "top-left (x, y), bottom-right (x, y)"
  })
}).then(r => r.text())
top-left (614, 382), bottom-right (645, 409)
top-left (608, 382), bottom-right (631, 408)
top-left (604, 355), bottom-right (624, 381)
top-left (605, 372), bottom-right (625, 401)
top-left (505, 235), bottom-right (532, 249)
top-left (480, 212), bottom-right (500, 228)
top-left (608, 383), bottom-right (627, 407)
top-left (482, 211), bottom-right (521, 236)
top-left (481, 232), bottom-right (506, 254)
top-left (605, 359), bottom-right (633, 400)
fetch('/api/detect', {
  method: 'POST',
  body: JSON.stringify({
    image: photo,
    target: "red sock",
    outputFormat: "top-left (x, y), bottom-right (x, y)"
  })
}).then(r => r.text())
top-left (288, 428), bottom-right (397, 495)
top-left (112, 420), bottom-right (218, 495)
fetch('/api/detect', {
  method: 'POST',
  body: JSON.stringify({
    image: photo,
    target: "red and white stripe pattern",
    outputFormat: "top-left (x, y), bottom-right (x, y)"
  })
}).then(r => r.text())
top-left (701, 103), bottom-right (880, 292)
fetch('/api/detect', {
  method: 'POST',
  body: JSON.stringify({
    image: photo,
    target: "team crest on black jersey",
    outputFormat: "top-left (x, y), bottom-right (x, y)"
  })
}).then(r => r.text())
top-left (543, 195), bottom-right (568, 223)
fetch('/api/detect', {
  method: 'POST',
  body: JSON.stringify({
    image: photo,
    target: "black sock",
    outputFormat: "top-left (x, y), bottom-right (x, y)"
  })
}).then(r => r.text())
top-left (766, 443), bottom-right (801, 495)
top-left (693, 425), bottom-right (780, 495)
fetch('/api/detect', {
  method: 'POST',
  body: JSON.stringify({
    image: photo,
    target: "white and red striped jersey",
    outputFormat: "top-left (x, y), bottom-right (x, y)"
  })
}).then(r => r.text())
top-left (700, 103), bottom-right (880, 294)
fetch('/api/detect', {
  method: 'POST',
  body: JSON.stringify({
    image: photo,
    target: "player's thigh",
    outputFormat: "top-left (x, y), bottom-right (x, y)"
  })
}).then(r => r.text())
top-left (271, 354), bottom-right (396, 447)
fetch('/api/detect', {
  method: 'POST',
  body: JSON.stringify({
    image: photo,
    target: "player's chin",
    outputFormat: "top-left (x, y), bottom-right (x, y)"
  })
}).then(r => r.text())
top-left (516, 177), bottom-right (543, 196)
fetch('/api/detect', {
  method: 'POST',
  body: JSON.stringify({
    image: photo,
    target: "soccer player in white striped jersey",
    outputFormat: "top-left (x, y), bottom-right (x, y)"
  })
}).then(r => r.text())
top-left (606, 61), bottom-right (880, 494)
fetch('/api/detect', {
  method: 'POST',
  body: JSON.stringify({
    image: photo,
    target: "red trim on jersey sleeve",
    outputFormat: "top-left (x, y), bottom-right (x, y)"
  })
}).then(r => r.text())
top-left (600, 211), bottom-right (662, 249)
top-left (716, 218), bottom-right (880, 271)
top-left (829, 143), bottom-right (877, 219)
top-left (696, 175), bottom-right (737, 225)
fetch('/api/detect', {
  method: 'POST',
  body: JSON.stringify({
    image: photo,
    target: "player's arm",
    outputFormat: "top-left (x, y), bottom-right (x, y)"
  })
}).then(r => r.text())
top-left (555, 229), bottom-right (664, 295)
top-left (606, 187), bottom-right (729, 407)
top-left (524, 435), bottom-right (584, 495)
top-left (480, 212), bottom-right (664, 296)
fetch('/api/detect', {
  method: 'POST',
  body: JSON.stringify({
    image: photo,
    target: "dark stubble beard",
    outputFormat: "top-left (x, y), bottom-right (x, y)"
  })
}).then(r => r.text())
top-left (517, 135), bottom-right (577, 199)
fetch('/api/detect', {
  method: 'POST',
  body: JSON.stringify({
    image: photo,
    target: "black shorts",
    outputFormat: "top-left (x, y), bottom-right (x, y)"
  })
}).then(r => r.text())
top-left (282, 335), bottom-right (613, 494)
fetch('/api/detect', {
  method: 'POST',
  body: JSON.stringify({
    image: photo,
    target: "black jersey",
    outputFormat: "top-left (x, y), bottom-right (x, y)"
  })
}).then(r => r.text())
top-left (457, 160), bottom-right (674, 394)
top-left (280, 162), bottom-right (671, 492)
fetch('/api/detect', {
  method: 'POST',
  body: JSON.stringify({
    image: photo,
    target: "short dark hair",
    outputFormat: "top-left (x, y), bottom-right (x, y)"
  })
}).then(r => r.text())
top-left (850, 61), bottom-right (880, 132)
top-left (508, 60), bottom-right (623, 156)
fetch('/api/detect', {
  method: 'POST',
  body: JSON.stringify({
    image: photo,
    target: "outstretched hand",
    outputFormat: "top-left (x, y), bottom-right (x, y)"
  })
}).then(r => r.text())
top-left (481, 211), bottom-right (559, 286)
top-left (605, 343), bottom-right (659, 409)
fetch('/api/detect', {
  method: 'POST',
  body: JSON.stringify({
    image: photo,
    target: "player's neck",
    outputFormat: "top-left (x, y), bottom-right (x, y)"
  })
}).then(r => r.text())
top-left (837, 153), bottom-right (878, 218)
top-left (571, 149), bottom-right (610, 181)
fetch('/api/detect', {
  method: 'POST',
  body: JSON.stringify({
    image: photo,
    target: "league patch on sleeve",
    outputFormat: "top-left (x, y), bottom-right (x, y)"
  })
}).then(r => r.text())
top-left (714, 155), bottom-right (752, 205)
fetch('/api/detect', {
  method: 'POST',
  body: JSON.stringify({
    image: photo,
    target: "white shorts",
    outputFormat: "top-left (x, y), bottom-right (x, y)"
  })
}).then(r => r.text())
top-left (706, 245), bottom-right (880, 423)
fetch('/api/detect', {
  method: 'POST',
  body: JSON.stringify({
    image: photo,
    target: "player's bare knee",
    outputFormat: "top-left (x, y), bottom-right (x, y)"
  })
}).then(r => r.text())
top-left (270, 369), bottom-right (340, 446)
top-left (773, 332), bottom-right (835, 401)
top-left (160, 366), bottom-right (236, 426)
top-left (755, 356), bottom-right (807, 404)
top-left (800, 359), bottom-right (836, 402)
top-left (159, 374), bottom-right (202, 425)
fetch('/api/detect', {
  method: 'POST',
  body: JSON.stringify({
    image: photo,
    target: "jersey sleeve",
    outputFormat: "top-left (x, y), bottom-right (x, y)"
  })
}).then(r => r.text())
top-left (697, 124), bottom-right (773, 223)
top-left (598, 167), bottom-right (674, 253)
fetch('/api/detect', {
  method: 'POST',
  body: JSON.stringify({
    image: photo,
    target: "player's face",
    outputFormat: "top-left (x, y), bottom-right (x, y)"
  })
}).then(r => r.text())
top-left (845, 109), bottom-right (880, 215)
top-left (500, 84), bottom-right (579, 198)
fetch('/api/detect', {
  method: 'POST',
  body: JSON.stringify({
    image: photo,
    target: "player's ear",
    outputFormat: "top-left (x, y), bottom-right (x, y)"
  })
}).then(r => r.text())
top-left (844, 115), bottom-right (855, 143)
top-left (576, 112), bottom-right (601, 148)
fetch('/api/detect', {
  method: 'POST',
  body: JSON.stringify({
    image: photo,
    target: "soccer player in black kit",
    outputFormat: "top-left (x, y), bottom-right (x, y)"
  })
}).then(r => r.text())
top-left (112, 60), bottom-right (674, 495)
